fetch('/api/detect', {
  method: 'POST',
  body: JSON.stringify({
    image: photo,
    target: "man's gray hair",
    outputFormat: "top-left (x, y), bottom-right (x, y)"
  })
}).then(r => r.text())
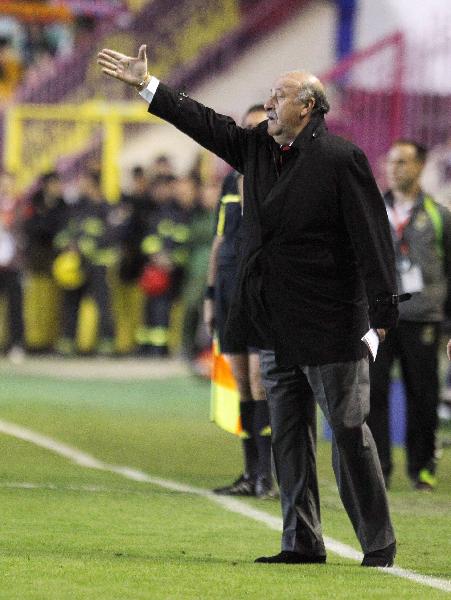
top-left (298, 82), bottom-right (330, 115)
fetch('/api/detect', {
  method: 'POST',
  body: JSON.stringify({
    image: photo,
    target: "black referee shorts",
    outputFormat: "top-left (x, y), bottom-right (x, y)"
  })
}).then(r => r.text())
top-left (215, 265), bottom-right (248, 354)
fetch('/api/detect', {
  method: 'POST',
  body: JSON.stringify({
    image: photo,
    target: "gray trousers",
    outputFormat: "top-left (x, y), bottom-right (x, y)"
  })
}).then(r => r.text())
top-left (259, 350), bottom-right (395, 555)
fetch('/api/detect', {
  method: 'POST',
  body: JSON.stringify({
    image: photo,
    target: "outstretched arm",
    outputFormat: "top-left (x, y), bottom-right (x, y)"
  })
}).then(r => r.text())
top-left (97, 45), bottom-right (249, 173)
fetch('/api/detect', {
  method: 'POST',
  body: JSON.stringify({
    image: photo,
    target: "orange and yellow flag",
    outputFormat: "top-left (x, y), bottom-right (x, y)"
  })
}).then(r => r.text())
top-left (210, 340), bottom-right (241, 436)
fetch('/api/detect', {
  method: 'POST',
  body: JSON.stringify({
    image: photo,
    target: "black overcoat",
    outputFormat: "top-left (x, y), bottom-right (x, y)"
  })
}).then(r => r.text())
top-left (149, 83), bottom-right (398, 366)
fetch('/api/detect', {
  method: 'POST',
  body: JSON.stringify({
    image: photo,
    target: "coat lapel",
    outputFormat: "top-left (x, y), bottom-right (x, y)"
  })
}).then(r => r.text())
top-left (261, 116), bottom-right (327, 230)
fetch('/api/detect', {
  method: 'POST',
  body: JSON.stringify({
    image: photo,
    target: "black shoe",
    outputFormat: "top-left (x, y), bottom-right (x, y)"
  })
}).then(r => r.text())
top-left (255, 476), bottom-right (278, 499)
top-left (255, 551), bottom-right (326, 564)
top-left (213, 474), bottom-right (255, 496)
top-left (361, 541), bottom-right (396, 567)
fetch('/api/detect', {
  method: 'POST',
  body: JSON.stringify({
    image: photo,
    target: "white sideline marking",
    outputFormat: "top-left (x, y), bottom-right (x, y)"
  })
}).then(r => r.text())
top-left (0, 419), bottom-right (450, 593)
top-left (0, 482), bottom-right (113, 493)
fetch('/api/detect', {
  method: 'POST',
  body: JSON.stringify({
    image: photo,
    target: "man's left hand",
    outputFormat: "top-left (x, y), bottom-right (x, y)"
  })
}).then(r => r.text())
top-left (376, 328), bottom-right (387, 342)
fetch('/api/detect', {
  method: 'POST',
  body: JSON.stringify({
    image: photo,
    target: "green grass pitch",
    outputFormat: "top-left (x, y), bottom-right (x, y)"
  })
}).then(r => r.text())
top-left (0, 369), bottom-right (449, 599)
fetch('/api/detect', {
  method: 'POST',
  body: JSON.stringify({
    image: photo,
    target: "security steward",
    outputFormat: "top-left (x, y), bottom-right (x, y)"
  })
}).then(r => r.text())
top-left (137, 174), bottom-right (191, 356)
top-left (53, 169), bottom-right (118, 355)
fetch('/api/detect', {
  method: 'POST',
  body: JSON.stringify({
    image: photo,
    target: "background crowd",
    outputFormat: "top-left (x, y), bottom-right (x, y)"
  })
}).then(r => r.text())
top-left (0, 5), bottom-right (102, 105)
top-left (0, 154), bottom-right (218, 370)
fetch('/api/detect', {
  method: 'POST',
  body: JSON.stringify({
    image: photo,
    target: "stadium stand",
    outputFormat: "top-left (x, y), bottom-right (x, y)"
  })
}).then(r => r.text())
top-left (1, 0), bottom-right (451, 361)
top-left (1, 0), bottom-right (314, 198)
top-left (3, 0), bottom-right (451, 199)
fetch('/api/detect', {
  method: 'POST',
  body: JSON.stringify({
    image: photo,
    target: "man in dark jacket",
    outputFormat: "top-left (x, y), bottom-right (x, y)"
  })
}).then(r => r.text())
top-left (98, 45), bottom-right (400, 568)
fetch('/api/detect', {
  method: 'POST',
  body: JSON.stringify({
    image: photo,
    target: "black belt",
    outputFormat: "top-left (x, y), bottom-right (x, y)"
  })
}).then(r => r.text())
top-left (375, 293), bottom-right (411, 306)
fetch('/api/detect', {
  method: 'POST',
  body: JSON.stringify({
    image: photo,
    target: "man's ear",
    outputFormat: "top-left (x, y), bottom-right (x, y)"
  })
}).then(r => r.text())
top-left (300, 98), bottom-right (315, 117)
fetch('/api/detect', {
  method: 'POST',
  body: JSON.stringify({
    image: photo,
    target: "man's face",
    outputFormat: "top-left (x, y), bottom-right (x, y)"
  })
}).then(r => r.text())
top-left (132, 174), bottom-right (148, 195)
top-left (264, 75), bottom-right (305, 142)
top-left (175, 177), bottom-right (198, 209)
top-left (386, 144), bottom-right (424, 192)
top-left (152, 181), bottom-right (173, 204)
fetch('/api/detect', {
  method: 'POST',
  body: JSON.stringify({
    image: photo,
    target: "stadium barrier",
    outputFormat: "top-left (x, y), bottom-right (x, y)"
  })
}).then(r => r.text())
top-left (4, 101), bottom-right (159, 200)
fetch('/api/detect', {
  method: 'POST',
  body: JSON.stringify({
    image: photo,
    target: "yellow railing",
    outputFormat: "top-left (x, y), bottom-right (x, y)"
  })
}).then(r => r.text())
top-left (4, 0), bottom-right (240, 199)
top-left (4, 101), bottom-right (160, 201)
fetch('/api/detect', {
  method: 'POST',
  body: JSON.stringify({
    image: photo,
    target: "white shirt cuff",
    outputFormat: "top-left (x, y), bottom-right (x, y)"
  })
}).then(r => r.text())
top-left (139, 76), bottom-right (160, 103)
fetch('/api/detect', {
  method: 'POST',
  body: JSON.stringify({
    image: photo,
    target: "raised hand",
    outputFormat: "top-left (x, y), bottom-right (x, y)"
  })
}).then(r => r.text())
top-left (97, 44), bottom-right (148, 87)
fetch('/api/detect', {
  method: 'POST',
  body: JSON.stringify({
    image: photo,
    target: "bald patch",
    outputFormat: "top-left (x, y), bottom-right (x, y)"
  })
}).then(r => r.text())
top-left (282, 71), bottom-right (325, 95)
top-left (270, 71), bottom-right (326, 104)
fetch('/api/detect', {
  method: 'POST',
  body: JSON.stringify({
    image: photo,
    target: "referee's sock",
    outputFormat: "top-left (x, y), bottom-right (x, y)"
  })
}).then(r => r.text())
top-left (240, 400), bottom-right (258, 481)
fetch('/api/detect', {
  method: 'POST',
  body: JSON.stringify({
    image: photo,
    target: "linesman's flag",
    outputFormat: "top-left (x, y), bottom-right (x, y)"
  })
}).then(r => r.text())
top-left (210, 340), bottom-right (242, 435)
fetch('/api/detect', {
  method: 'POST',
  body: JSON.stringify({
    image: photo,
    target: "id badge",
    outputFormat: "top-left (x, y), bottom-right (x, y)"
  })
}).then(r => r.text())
top-left (401, 264), bottom-right (424, 294)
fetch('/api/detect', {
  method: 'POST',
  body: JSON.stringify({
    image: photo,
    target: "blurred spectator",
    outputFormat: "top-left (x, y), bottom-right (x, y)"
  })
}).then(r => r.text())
top-left (22, 171), bottom-right (68, 352)
top-left (117, 165), bottom-right (156, 284)
top-left (368, 140), bottom-right (451, 491)
top-left (22, 22), bottom-right (56, 67)
top-left (53, 170), bottom-right (118, 356)
top-left (111, 166), bottom-right (156, 354)
top-left (0, 35), bottom-right (23, 102)
top-left (180, 178), bottom-right (218, 364)
top-left (0, 16), bottom-right (25, 52)
top-left (136, 174), bottom-right (190, 357)
top-left (175, 174), bottom-right (199, 213)
top-left (21, 40), bottom-right (57, 90)
top-left (150, 154), bottom-right (175, 179)
top-left (72, 14), bottom-right (97, 45)
top-left (422, 136), bottom-right (451, 211)
top-left (45, 20), bottom-right (74, 59)
top-left (24, 172), bottom-right (67, 275)
top-left (0, 171), bottom-right (25, 362)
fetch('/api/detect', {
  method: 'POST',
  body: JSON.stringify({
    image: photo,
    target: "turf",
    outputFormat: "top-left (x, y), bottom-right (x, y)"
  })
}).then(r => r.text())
top-left (0, 370), bottom-right (450, 599)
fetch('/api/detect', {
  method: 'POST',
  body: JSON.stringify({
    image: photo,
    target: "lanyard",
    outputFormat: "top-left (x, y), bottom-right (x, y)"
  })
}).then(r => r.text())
top-left (387, 203), bottom-right (414, 255)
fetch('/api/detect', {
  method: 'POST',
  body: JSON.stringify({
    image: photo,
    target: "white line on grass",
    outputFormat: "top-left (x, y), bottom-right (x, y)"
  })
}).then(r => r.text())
top-left (0, 418), bottom-right (449, 594)
top-left (0, 481), bottom-right (114, 492)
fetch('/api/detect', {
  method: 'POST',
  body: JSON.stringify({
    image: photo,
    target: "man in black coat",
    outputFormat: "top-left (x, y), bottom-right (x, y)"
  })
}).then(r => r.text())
top-left (98, 45), bottom-right (399, 568)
